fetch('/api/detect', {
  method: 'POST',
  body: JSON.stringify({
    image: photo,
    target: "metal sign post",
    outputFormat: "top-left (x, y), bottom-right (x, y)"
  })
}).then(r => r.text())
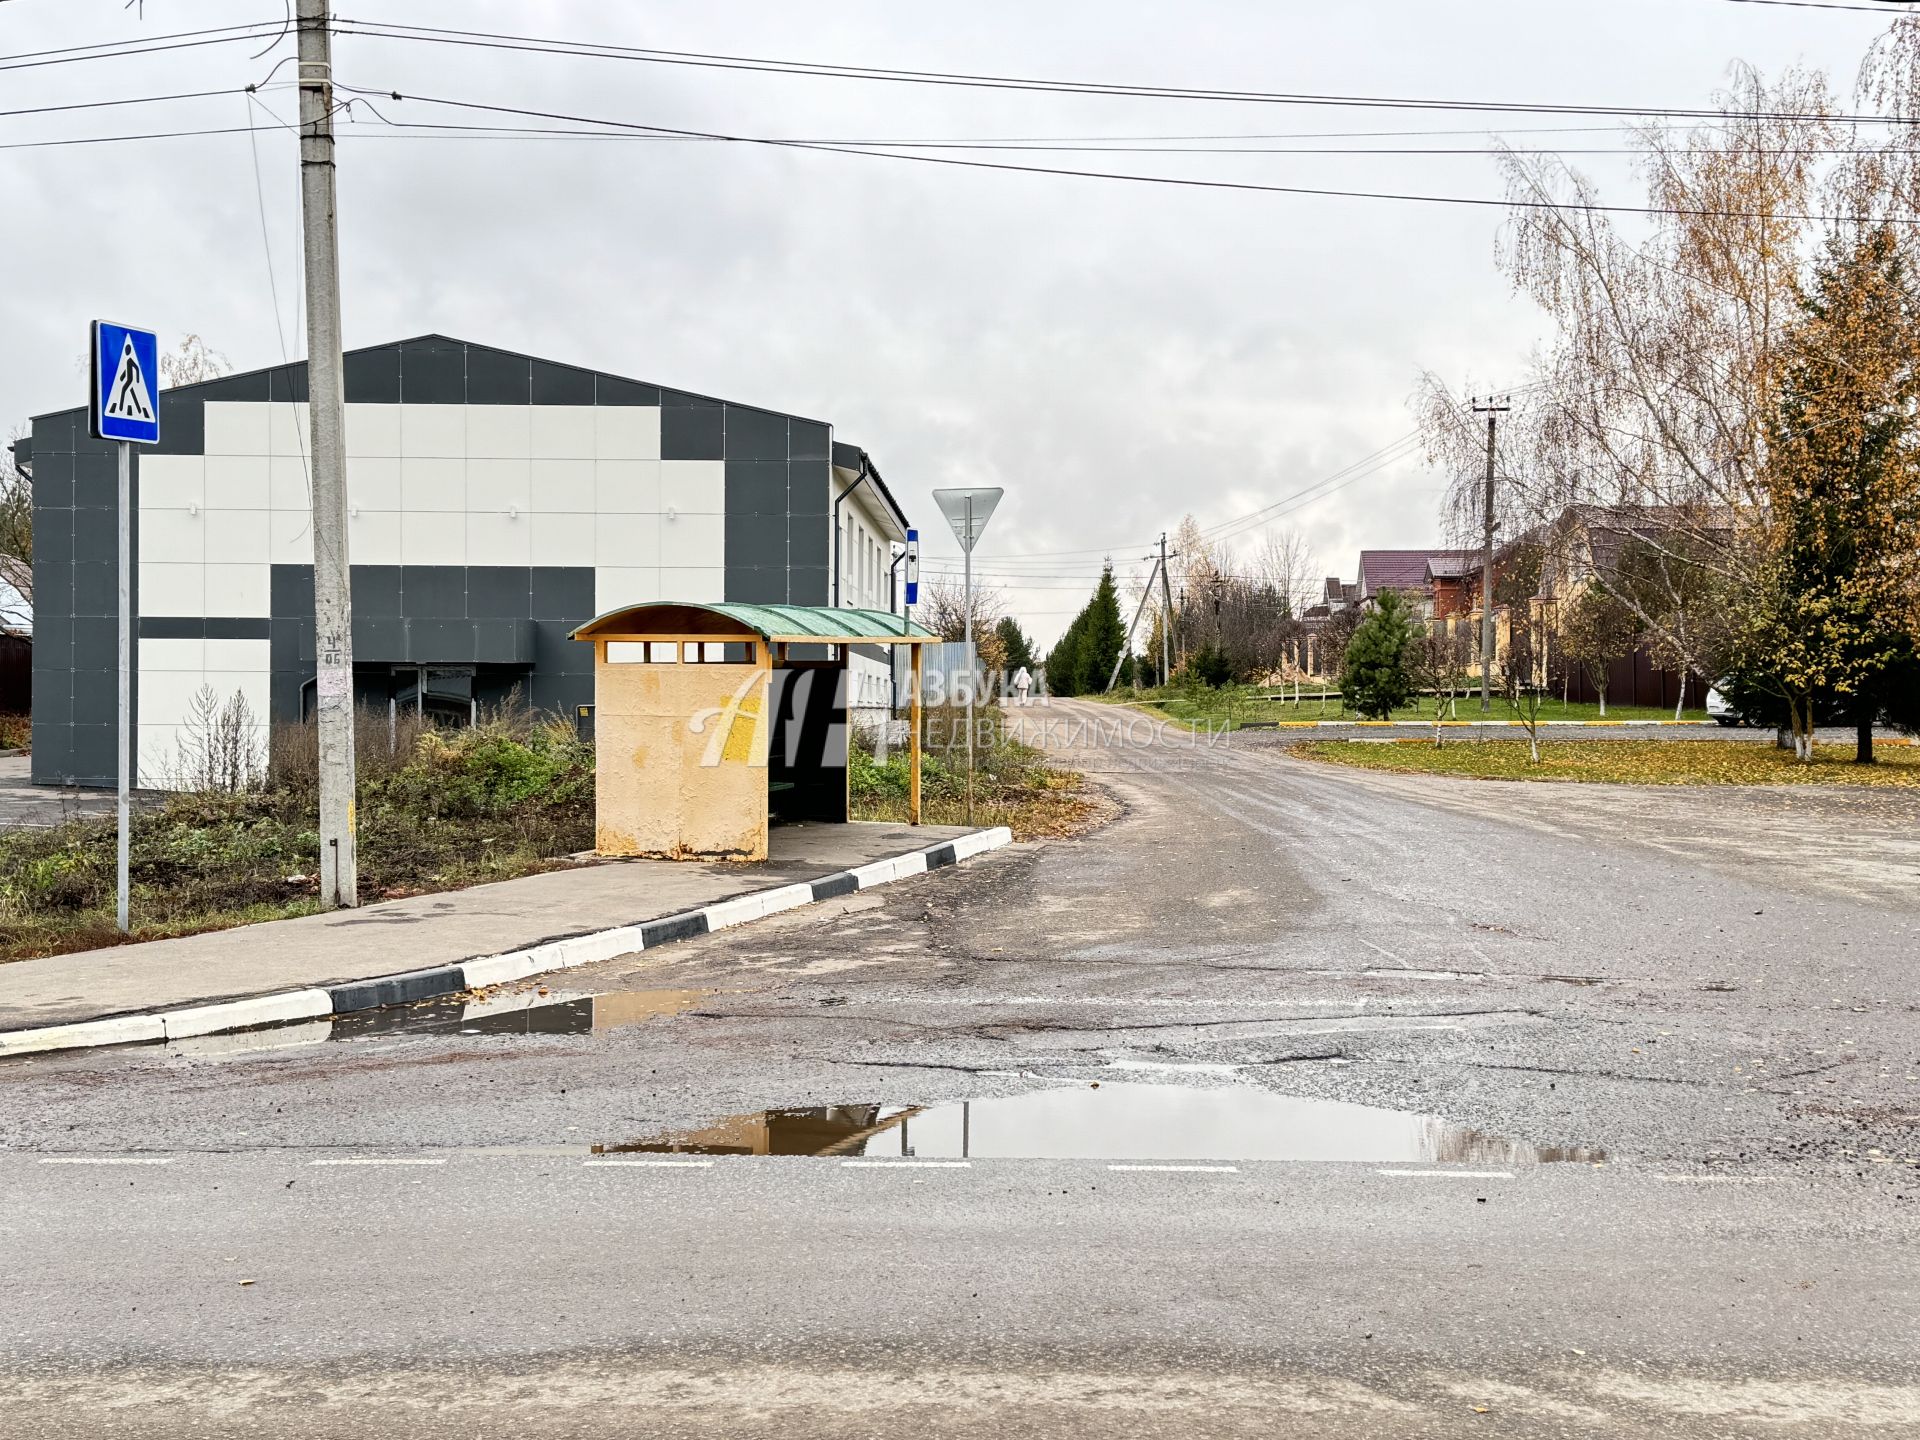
top-left (90, 321), bottom-right (161, 934)
top-left (932, 488), bottom-right (1003, 825)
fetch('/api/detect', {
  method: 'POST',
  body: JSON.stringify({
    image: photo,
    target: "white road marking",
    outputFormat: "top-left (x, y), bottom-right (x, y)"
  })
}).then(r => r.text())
top-left (1377, 1169), bottom-right (1514, 1178)
top-left (308, 1157), bottom-right (446, 1167)
top-left (37, 1156), bottom-right (173, 1166)
top-left (583, 1158), bottom-right (715, 1168)
top-left (841, 1160), bottom-right (971, 1169)
top-left (1655, 1174), bottom-right (1785, 1184)
top-left (1107, 1163), bottom-right (1240, 1173)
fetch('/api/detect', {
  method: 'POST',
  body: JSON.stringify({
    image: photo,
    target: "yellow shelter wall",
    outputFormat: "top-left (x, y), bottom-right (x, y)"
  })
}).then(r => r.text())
top-left (592, 658), bottom-right (770, 861)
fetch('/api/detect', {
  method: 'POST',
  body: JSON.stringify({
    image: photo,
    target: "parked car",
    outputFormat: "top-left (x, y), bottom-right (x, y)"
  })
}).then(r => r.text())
top-left (1706, 685), bottom-right (1742, 726)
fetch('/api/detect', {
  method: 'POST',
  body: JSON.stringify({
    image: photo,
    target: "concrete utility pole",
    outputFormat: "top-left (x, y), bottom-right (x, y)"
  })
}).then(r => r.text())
top-left (1105, 555), bottom-right (1162, 693)
top-left (297, 0), bottom-right (357, 906)
top-left (1157, 532), bottom-right (1172, 684)
top-left (1471, 395), bottom-right (1510, 714)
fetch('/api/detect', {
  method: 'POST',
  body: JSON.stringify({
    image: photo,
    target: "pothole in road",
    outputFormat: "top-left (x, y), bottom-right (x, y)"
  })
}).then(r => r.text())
top-left (591, 1081), bottom-right (1608, 1164)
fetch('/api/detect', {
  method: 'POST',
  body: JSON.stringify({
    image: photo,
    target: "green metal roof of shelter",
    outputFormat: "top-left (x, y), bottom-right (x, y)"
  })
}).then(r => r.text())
top-left (572, 601), bottom-right (936, 645)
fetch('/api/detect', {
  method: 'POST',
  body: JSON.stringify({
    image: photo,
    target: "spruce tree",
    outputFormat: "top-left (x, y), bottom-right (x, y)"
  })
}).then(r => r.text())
top-left (1341, 590), bottom-right (1417, 720)
top-left (995, 616), bottom-right (1036, 673)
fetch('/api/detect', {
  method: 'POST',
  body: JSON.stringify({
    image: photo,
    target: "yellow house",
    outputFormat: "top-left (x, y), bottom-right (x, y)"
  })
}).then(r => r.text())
top-left (571, 601), bottom-right (935, 862)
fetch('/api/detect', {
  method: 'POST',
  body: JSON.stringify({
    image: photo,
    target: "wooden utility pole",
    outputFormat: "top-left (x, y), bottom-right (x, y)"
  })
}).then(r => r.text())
top-left (297, 0), bottom-right (357, 905)
top-left (1471, 396), bottom-right (1510, 713)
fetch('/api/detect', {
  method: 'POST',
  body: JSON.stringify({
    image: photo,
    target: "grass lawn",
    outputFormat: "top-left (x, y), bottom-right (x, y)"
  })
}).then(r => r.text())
top-left (1292, 737), bottom-right (1920, 787)
top-left (1106, 688), bottom-right (1704, 730)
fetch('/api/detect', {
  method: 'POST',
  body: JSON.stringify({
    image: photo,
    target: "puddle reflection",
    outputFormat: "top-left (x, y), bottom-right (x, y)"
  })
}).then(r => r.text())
top-left (597, 1081), bottom-right (1606, 1164)
top-left (329, 988), bottom-right (712, 1041)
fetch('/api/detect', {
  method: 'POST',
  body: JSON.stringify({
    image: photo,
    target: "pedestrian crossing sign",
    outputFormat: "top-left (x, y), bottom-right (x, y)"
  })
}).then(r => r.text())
top-left (90, 321), bottom-right (160, 444)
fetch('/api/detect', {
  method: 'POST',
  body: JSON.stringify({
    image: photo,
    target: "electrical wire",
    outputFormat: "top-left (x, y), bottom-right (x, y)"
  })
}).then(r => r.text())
top-left (0, 24), bottom-right (286, 73)
top-left (331, 17), bottom-right (1919, 125)
top-left (0, 86), bottom-right (251, 121)
top-left (333, 87), bottom-right (1907, 225)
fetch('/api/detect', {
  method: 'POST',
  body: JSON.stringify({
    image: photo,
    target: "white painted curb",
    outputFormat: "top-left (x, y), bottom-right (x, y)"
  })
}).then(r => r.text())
top-left (0, 1013), bottom-right (166, 1058)
top-left (162, 988), bottom-right (332, 1041)
top-left (0, 826), bottom-right (1018, 1061)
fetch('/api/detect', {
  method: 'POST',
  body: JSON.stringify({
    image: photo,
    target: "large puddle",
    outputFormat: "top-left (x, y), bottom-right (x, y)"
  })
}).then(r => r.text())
top-left (593, 1082), bottom-right (1605, 1165)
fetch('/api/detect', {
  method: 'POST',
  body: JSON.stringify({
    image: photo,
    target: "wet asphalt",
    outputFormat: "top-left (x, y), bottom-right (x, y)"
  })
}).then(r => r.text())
top-left (2, 698), bottom-right (1917, 1437)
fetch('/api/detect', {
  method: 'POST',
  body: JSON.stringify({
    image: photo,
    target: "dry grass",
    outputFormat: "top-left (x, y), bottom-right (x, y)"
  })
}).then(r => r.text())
top-left (1292, 737), bottom-right (1920, 787)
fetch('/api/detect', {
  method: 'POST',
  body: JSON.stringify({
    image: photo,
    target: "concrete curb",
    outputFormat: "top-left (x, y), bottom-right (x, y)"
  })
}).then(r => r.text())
top-left (0, 826), bottom-right (1015, 1060)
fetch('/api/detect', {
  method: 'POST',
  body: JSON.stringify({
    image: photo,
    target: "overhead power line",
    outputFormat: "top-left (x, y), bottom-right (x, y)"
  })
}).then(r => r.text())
top-left (336, 87), bottom-right (1909, 225)
top-left (0, 23), bottom-right (286, 73)
top-left (331, 17), bottom-right (1919, 125)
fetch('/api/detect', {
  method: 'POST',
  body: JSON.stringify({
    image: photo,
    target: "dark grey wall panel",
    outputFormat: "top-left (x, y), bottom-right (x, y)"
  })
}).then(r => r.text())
top-left (532, 360), bottom-right (594, 405)
top-left (662, 405), bottom-right (724, 460)
top-left (344, 344), bottom-right (401, 403)
top-left (465, 346), bottom-right (532, 405)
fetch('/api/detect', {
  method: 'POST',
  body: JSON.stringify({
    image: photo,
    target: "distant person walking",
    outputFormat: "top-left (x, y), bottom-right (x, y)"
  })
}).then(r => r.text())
top-left (1012, 665), bottom-right (1033, 704)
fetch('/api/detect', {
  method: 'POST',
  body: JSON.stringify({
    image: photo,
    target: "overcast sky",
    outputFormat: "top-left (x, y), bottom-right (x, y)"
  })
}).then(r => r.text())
top-left (3, 0), bottom-right (1902, 642)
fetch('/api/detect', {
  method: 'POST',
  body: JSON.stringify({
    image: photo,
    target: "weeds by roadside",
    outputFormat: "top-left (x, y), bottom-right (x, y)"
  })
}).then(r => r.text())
top-left (849, 707), bottom-right (1101, 838)
top-left (0, 707), bottom-right (595, 964)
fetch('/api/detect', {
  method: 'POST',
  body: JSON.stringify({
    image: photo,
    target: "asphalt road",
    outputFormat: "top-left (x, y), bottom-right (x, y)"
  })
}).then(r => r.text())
top-left (3, 698), bottom-right (1917, 1437)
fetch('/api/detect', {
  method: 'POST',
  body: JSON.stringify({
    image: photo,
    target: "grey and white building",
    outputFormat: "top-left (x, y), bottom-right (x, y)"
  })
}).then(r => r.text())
top-left (17, 335), bottom-right (911, 787)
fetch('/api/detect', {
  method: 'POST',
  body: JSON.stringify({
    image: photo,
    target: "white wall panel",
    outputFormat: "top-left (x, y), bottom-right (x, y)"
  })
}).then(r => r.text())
top-left (466, 405), bottom-right (532, 458)
top-left (401, 512), bottom-right (465, 565)
top-left (204, 402), bottom-right (270, 457)
top-left (466, 511), bottom-right (531, 566)
top-left (266, 402), bottom-right (311, 457)
top-left (659, 460), bottom-right (723, 515)
top-left (204, 455), bottom-right (270, 511)
top-left (204, 638), bottom-right (271, 673)
top-left (268, 509), bottom-right (314, 566)
top-left (267, 456), bottom-right (311, 512)
top-left (401, 457), bottom-right (464, 512)
top-left (661, 512), bottom-right (724, 570)
top-left (140, 507), bottom-right (203, 565)
top-left (139, 637), bottom-right (204, 673)
top-left (137, 455), bottom-right (204, 510)
top-left (349, 509), bottom-right (401, 565)
top-left (204, 563), bottom-right (270, 616)
top-left (530, 406), bottom-right (595, 460)
top-left (593, 511), bottom-right (660, 568)
top-left (466, 457), bottom-right (531, 513)
top-left (139, 562), bottom-right (203, 617)
top-left (347, 457), bottom-right (400, 511)
top-left (206, 509), bottom-right (269, 562)
top-left (530, 458), bottom-right (594, 513)
top-left (659, 566), bottom-right (724, 602)
top-left (345, 403), bottom-right (400, 458)
top-left (593, 567), bottom-right (661, 614)
top-left (138, 724), bottom-right (183, 787)
top-left (531, 512), bottom-right (596, 567)
top-left (593, 460), bottom-right (659, 515)
top-left (594, 405), bottom-right (660, 461)
top-left (399, 403), bottom-right (464, 458)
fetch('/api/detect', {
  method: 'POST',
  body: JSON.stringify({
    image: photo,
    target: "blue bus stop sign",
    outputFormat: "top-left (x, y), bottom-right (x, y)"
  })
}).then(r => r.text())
top-left (90, 321), bottom-right (160, 445)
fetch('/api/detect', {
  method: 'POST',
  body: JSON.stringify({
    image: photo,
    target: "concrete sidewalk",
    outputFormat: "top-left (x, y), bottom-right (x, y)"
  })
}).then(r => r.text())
top-left (0, 821), bottom-right (980, 1036)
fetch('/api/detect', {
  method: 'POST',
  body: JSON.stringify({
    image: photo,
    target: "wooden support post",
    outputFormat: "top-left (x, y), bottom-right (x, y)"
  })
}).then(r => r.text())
top-left (909, 642), bottom-right (924, 825)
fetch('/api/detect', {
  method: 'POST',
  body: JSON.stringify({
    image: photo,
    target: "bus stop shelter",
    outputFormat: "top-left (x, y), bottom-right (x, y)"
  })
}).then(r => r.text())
top-left (571, 602), bottom-right (936, 861)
